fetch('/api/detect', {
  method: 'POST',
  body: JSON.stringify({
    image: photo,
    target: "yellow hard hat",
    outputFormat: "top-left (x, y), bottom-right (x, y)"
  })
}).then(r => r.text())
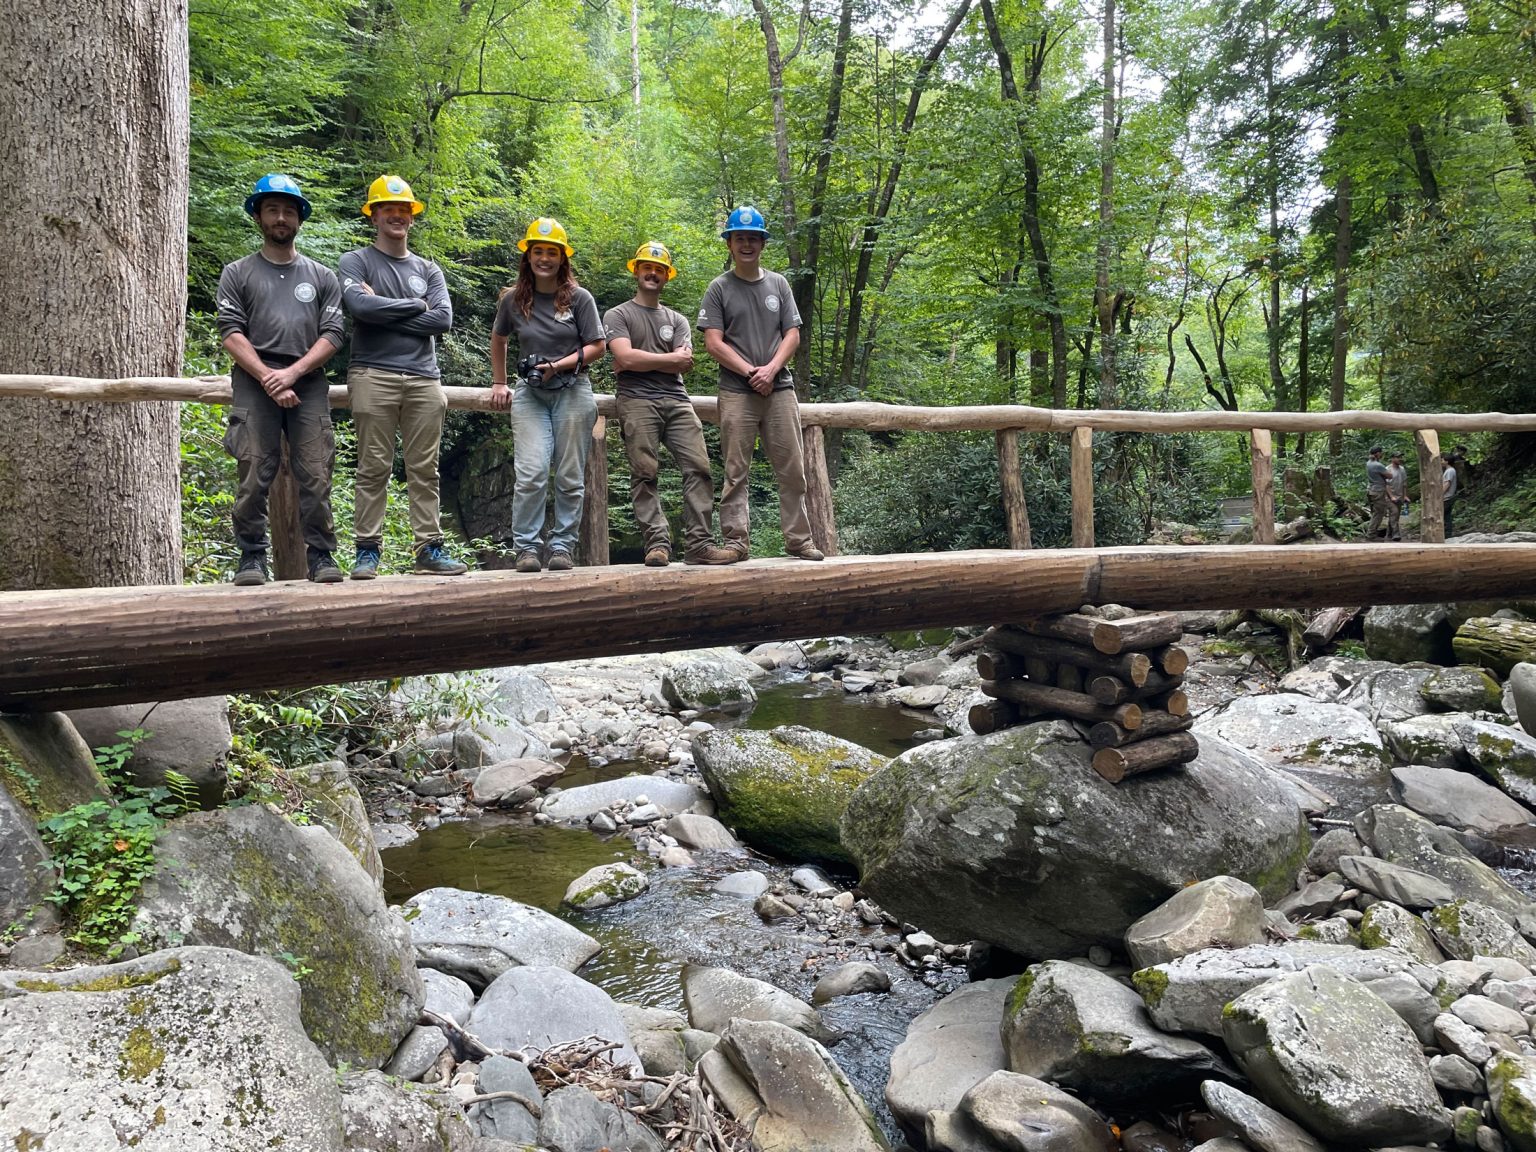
top-left (361, 174), bottom-right (424, 217)
top-left (518, 217), bottom-right (575, 257)
top-left (627, 241), bottom-right (677, 280)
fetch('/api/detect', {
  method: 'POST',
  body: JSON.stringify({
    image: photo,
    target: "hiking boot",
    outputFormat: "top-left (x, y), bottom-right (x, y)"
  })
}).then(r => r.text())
top-left (788, 543), bottom-right (825, 562)
top-left (684, 545), bottom-right (741, 566)
top-left (232, 552), bottom-right (268, 586)
top-left (351, 546), bottom-right (381, 580)
top-left (515, 548), bottom-right (542, 573)
top-left (644, 546), bottom-right (672, 568)
top-left (308, 552), bottom-right (344, 583)
top-left (414, 542), bottom-right (468, 576)
top-left (547, 550), bottom-right (575, 572)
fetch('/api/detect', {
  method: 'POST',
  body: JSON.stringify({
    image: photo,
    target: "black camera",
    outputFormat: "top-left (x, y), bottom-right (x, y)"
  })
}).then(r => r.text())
top-left (517, 354), bottom-right (546, 388)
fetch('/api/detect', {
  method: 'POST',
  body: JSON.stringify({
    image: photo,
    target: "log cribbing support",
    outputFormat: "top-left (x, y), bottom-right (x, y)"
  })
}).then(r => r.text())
top-left (4, 544), bottom-right (1536, 711)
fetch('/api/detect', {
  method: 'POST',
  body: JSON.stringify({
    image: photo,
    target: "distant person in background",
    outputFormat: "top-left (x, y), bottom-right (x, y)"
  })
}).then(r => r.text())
top-left (217, 174), bottom-right (344, 586)
top-left (339, 174), bottom-right (466, 578)
top-left (1384, 451), bottom-right (1408, 541)
top-left (1447, 444), bottom-right (1475, 492)
top-left (1365, 445), bottom-right (1393, 541)
top-left (489, 217), bottom-right (605, 573)
top-left (1443, 454), bottom-right (1460, 538)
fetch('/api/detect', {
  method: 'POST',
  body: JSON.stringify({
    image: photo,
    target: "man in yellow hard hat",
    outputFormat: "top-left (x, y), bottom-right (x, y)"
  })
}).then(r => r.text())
top-left (338, 175), bottom-right (467, 577)
top-left (604, 242), bottom-right (737, 566)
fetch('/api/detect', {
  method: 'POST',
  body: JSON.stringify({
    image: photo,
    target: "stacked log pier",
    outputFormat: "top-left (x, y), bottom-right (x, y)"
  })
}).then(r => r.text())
top-left (970, 611), bottom-right (1199, 784)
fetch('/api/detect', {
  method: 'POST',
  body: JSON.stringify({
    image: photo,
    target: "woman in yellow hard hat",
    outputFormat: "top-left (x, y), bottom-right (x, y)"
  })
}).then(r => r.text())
top-left (489, 217), bottom-right (606, 572)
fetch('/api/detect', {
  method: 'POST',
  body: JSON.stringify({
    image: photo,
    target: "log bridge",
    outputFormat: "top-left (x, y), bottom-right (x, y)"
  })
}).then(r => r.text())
top-left (3, 543), bottom-right (1535, 713)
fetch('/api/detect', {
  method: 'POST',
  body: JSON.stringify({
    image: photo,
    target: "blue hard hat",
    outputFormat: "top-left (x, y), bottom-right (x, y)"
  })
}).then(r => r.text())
top-left (721, 205), bottom-right (769, 239)
top-left (245, 173), bottom-right (312, 221)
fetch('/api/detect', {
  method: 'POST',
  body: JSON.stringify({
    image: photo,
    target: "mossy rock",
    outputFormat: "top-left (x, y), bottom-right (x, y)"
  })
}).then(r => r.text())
top-left (0, 712), bottom-right (109, 821)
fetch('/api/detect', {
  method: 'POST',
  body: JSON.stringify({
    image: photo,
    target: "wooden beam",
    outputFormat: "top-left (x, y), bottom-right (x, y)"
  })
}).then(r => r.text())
top-left (1071, 427), bottom-right (1094, 548)
top-left (578, 414), bottom-right (609, 566)
top-left (1250, 429), bottom-right (1275, 545)
top-left (4, 545), bottom-right (1536, 711)
top-left (269, 444), bottom-right (306, 581)
top-left (801, 425), bottom-right (840, 557)
top-left (996, 429), bottom-right (1032, 549)
top-left (1417, 429), bottom-right (1445, 544)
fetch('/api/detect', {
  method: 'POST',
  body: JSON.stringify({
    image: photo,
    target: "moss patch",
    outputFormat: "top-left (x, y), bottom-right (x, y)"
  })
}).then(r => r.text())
top-left (1131, 967), bottom-right (1169, 1009)
top-left (119, 1024), bottom-right (166, 1082)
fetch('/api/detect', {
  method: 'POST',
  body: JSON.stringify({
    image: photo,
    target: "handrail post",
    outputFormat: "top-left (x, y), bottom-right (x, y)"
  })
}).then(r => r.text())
top-left (1249, 429), bottom-right (1275, 545)
top-left (579, 414), bottom-right (610, 565)
top-left (996, 429), bottom-right (1032, 549)
top-left (801, 424), bottom-right (840, 556)
top-left (1071, 426), bottom-right (1094, 548)
top-left (1416, 429), bottom-right (1445, 543)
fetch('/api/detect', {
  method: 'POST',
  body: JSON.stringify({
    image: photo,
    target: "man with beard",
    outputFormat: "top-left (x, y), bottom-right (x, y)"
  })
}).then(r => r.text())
top-left (217, 173), bottom-right (345, 585)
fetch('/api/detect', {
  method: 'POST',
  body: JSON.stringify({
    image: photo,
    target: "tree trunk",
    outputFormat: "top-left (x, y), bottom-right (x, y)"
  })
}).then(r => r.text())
top-left (753, 0), bottom-right (804, 388)
top-left (0, 0), bottom-right (187, 591)
top-left (1330, 169), bottom-right (1351, 457)
top-left (1095, 0), bottom-right (1118, 408)
top-left (1453, 617), bottom-right (1536, 678)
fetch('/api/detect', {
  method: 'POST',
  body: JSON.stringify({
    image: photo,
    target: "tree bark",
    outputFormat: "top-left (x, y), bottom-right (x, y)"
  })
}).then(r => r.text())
top-left (752, 0), bottom-right (806, 380)
top-left (1453, 617), bottom-right (1536, 677)
top-left (0, 0), bottom-right (187, 591)
top-left (1329, 169), bottom-right (1352, 457)
top-left (1095, 0), bottom-right (1118, 408)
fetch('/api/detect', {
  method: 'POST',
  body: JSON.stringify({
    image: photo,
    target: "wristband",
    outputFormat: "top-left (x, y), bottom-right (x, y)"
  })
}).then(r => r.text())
top-left (492, 380), bottom-right (508, 387)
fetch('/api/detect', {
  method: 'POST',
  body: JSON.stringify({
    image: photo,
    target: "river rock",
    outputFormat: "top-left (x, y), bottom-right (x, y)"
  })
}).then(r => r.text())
top-left (843, 722), bottom-right (1308, 960)
top-left (469, 964), bottom-right (639, 1068)
top-left (468, 1053), bottom-right (543, 1144)
top-left (66, 696), bottom-right (230, 805)
top-left (1392, 764), bottom-right (1536, 833)
top-left (661, 654), bottom-right (759, 713)
top-left (1275, 878), bottom-right (1346, 920)
top-left (900, 656), bottom-right (951, 687)
top-left (0, 946), bottom-right (343, 1151)
top-left (563, 862), bottom-right (648, 909)
top-left (1382, 714), bottom-right (1472, 770)
top-left (1222, 965), bottom-right (1451, 1146)
top-left (1307, 827), bottom-right (1364, 875)
top-left (1200, 1081), bottom-right (1325, 1152)
top-left (1426, 900), bottom-right (1536, 965)
top-left (538, 1084), bottom-right (665, 1152)
top-left (1003, 960), bottom-right (1234, 1106)
top-left (1135, 941), bottom-right (1444, 1037)
top-left (1194, 693), bottom-right (1388, 775)
top-left (712, 870), bottom-right (771, 898)
top-left (453, 713), bottom-right (553, 768)
top-left (1451, 993), bottom-right (1532, 1034)
top-left (0, 779), bottom-right (52, 927)
top-left (1511, 664), bottom-right (1536, 737)
top-left (813, 961), bottom-right (891, 1003)
top-left (948, 1070), bottom-right (1116, 1152)
top-left (1337, 666), bottom-right (1437, 726)
top-left (1487, 1051), bottom-right (1536, 1152)
top-left (373, 821), bottom-right (418, 849)
top-left (892, 684), bottom-right (949, 709)
top-left (1426, 667), bottom-right (1506, 713)
top-left (385, 966), bottom-right (477, 1079)
top-left (404, 887), bottom-right (601, 988)
top-left (1437, 1011), bottom-right (1496, 1065)
top-left (541, 775), bottom-right (709, 823)
top-left (131, 804), bottom-right (422, 1069)
top-left (1455, 719), bottom-right (1536, 806)
top-left (487, 667), bottom-right (565, 725)
top-left (885, 976), bottom-right (1011, 1136)
top-left (291, 757), bottom-right (383, 886)
top-left (682, 963), bottom-right (836, 1044)
top-left (1360, 901), bottom-right (1448, 965)
top-left (1355, 805), bottom-right (1536, 928)
top-left (1338, 855), bottom-right (1457, 909)
top-left (695, 725), bottom-right (886, 867)
top-left (664, 811), bottom-right (739, 849)
top-left (339, 1068), bottom-right (477, 1151)
top-left (0, 711), bottom-right (107, 820)
top-left (1366, 603), bottom-right (1461, 665)
top-left (472, 757), bottom-right (564, 806)
top-left (708, 1017), bottom-right (888, 1152)
top-left (1125, 875), bottom-right (1267, 970)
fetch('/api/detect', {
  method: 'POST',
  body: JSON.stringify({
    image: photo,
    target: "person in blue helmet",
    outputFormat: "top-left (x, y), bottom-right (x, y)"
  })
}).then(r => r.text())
top-left (697, 206), bottom-right (823, 561)
top-left (216, 174), bottom-right (345, 585)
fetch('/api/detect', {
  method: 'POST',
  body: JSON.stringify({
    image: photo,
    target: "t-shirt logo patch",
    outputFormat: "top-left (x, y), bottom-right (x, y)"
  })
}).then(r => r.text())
top-left (555, 308), bottom-right (573, 323)
top-left (765, 294), bottom-right (780, 313)
top-left (408, 275), bottom-right (428, 294)
top-left (294, 282), bottom-right (316, 303)
top-left (660, 324), bottom-right (675, 342)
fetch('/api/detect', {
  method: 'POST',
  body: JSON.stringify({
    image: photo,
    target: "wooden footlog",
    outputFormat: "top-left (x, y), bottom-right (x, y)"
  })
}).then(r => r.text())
top-left (1453, 617), bottom-right (1536, 677)
top-left (1087, 710), bottom-right (1193, 750)
top-left (983, 679), bottom-right (1142, 729)
top-left (1146, 688), bottom-right (1190, 718)
top-left (968, 699), bottom-right (1022, 735)
top-left (986, 627), bottom-right (1154, 686)
top-left (1091, 731), bottom-right (1200, 783)
top-left (1152, 645), bottom-right (1190, 676)
top-left (1014, 612), bottom-right (1185, 656)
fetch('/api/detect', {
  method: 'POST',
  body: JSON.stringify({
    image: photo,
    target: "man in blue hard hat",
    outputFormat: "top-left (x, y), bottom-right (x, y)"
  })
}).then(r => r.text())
top-left (698, 206), bottom-right (824, 561)
top-left (216, 174), bottom-right (345, 585)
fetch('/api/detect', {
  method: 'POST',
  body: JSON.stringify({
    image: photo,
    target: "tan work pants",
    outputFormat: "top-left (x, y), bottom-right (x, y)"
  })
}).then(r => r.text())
top-left (348, 364), bottom-right (447, 549)
top-left (718, 388), bottom-right (813, 554)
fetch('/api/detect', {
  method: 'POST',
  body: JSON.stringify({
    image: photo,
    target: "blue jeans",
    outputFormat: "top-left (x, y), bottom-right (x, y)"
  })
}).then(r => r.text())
top-left (511, 380), bottom-right (598, 555)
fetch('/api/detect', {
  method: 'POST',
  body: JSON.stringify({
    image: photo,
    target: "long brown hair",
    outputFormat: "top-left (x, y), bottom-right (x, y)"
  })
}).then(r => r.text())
top-left (503, 248), bottom-right (577, 320)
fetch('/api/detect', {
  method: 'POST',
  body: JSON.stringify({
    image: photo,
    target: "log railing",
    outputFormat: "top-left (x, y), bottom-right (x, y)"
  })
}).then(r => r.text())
top-left (3, 374), bottom-right (1530, 568)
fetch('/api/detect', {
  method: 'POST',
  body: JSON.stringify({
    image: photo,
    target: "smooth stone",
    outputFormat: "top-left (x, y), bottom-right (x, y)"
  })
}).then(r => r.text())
top-left (405, 887), bottom-right (601, 989)
top-left (468, 965), bottom-right (638, 1070)
top-left (1201, 1080), bottom-right (1325, 1152)
top-left (885, 977), bottom-right (1012, 1138)
top-left (1392, 764), bottom-right (1535, 835)
top-left (682, 964), bottom-right (835, 1045)
top-left (1451, 994), bottom-right (1531, 1036)
top-left (959, 1070), bottom-right (1116, 1152)
top-left (812, 961), bottom-right (891, 1004)
top-left (1338, 854), bottom-right (1457, 909)
top-left (712, 871), bottom-right (771, 899)
top-left (663, 812), bottom-right (739, 850)
top-left (1125, 875), bottom-right (1267, 970)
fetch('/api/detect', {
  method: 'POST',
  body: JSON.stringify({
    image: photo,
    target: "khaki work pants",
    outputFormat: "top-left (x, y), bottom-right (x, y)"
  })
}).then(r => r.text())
top-left (718, 387), bottom-right (813, 554)
top-left (348, 365), bottom-right (447, 549)
top-left (617, 393), bottom-right (718, 556)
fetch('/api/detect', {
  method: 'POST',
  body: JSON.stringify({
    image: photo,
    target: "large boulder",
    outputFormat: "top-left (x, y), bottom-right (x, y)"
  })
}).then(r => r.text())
top-left (0, 711), bottom-right (107, 819)
top-left (1424, 899), bottom-right (1536, 965)
top-left (1511, 663), bottom-right (1536, 737)
top-left (468, 965), bottom-right (638, 1069)
top-left (66, 697), bottom-right (230, 806)
top-left (682, 963), bottom-right (836, 1045)
top-left (843, 722), bottom-right (1309, 959)
top-left (1359, 901), bottom-right (1447, 965)
top-left (1423, 667), bottom-right (1505, 713)
top-left (1391, 764), bottom-right (1535, 834)
top-left (538, 1084), bottom-right (664, 1152)
top-left (487, 667), bottom-right (565, 725)
top-left (1454, 718), bottom-right (1536, 806)
top-left (338, 1069), bottom-right (476, 1151)
top-left (540, 775), bottom-right (709, 824)
top-left (131, 804), bottom-right (423, 1069)
top-left (1193, 694), bottom-right (1388, 776)
top-left (885, 976), bottom-right (1012, 1137)
top-left (0, 946), bottom-right (343, 1150)
top-left (453, 715), bottom-right (552, 769)
top-left (944, 1070), bottom-right (1117, 1152)
top-left (403, 887), bottom-right (601, 989)
top-left (1336, 666), bottom-right (1436, 726)
top-left (1222, 966), bottom-right (1452, 1146)
top-left (1365, 603), bottom-right (1460, 665)
top-left (661, 654), bottom-right (759, 713)
top-left (705, 1018), bottom-right (889, 1152)
top-left (0, 781), bottom-right (52, 927)
top-left (1125, 875), bottom-right (1268, 970)
top-left (1380, 714), bottom-right (1469, 771)
top-left (696, 725), bottom-right (886, 867)
top-left (290, 758), bottom-right (382, 887)
top-left (1002, 960), bottom-right (1234, 1107)
top-left (1488, 1051), bottom-right (1536, 1152)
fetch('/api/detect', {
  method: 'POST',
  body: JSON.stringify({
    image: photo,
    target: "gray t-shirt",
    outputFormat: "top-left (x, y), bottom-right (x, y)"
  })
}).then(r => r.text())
top-left (697, 269), bottom-right (801, 394)
top-left (1444, 465), bottom-right (1459, 499)
top-left (1366, 458), bottom-right (1389, 495)
top-left (492, 286), bottom-right (602, 388)
top-left (338, 246), bottom-right (452, 379)
top-left (1385, 463), bottom-right (1408, 501)
top-left (216, 252), bottom-right (343, 363)
top-left (603, 299), bottom-right (691, 400)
